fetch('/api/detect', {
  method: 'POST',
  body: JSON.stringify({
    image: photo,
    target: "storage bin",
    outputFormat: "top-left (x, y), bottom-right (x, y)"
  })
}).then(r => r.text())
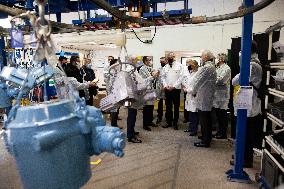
top-left (268, 101), bottom-right (284, 122)
top-left (275, 79), bottom-right (284, 92)
top-left (262, 150), bottom-right (284, 189)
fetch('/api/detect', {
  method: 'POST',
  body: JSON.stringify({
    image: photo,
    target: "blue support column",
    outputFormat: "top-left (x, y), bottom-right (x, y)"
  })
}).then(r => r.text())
top-left (56, 13), bottom-right (62, 23)
top-left (152, 3), bottom-right (157, 13)
top-left (0, 36), bottom-right (6, 69)
top-left (87, 10), bottom-right (91, 19)
top-left (184, 0), bottom-right (188, 10)
top-left (226, 0), bottom-right (254, 183)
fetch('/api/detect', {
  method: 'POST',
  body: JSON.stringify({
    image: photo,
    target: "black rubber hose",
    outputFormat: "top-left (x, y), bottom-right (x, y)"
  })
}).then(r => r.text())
top-left (205, 0), bottom-right (275, 23)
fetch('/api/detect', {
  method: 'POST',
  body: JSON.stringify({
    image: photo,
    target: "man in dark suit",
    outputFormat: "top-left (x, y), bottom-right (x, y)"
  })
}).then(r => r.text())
top-left (65, 56), bottom-right (85, 98)
top-left (81, 58), bottom-right (98, 105)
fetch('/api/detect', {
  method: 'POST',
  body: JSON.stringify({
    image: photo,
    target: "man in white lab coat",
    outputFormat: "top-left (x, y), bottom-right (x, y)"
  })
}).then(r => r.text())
top-left (139, 56), bottom-right (159, 131)
top-left (161, 52), bottom-right (184, 130)
top-left (213, 53), bottom-right (231, 139)
top-left (187, 50), bottom-right (217, 148)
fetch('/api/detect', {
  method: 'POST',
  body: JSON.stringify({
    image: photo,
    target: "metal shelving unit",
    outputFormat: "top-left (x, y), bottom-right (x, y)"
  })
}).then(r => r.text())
top-left (256, 21), bottom-right (284, 189)
top-left (258, 63), bottom-right (284, 189)
top-left (266, 112), bottom-right (284, 128)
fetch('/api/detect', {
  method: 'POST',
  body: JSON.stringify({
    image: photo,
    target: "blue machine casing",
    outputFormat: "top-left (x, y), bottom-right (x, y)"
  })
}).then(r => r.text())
top-left (3, 100), bottom-right (125, 189)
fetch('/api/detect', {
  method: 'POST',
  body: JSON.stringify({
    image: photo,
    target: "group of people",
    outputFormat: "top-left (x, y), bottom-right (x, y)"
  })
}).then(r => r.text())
top-left (57, 55), bottom-right (98, 105)
top-left (105, 41), bottom-right (262, 168)
top-left (60, 41), bottom-right (262, 169)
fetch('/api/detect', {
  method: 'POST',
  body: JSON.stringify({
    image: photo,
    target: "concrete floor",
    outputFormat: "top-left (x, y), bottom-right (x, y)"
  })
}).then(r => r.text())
top-left (0, 108), bottom-right (260, 189)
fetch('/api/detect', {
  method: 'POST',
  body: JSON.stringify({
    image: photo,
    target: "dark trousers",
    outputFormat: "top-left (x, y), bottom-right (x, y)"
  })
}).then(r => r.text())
top-left (157, 98), bottom-right (164, 120)
top-left (244, 114), bottom-right (263, 163)
top-left (198, 110), bottom-right (212, 145)
top-left (111, 112), bottom-right (118, 127)
top-left (127, 108), bottom-right (137, 139)
top-left (188, 111), bottom-right (199, 133)
top-left (86, 87), bottom-right (97, 106)
top-left (143, 105), bottom-right (154, 126)
top-left (215, 108), bottom-right (229, 137)
top-left (184, 92), bottom-right (189, 122)
top-left (165, 89), bottom-right (181, 125)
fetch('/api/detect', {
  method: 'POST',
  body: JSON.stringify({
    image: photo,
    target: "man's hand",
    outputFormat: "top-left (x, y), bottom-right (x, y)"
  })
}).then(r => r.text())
top-left (89, 82), bottom-right (97, 87)
top-left (92, 78), bottom-right (99, 84)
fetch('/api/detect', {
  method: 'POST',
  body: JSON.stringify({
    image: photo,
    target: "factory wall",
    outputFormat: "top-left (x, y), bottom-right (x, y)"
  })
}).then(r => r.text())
top-left (125, 0), bottom-right (284, 68)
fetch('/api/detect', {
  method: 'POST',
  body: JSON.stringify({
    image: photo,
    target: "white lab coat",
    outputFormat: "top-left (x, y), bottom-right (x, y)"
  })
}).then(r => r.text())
top-left (54, 76), bottom-right (90, 100)
top-left (156, 66), bottom-right (165, 99)
top-left (161, 61), bottom-right (185, 89)
top-left (139, 64), bottom-right (156, 105)
top-left (183, 71), bottom-right (198, 112)
top-left (213, 63), bottom-right (231, 110)
top-left (187, 61), bottom-right (217, 111)
top-left (232, 54), bottom-right (262, 117)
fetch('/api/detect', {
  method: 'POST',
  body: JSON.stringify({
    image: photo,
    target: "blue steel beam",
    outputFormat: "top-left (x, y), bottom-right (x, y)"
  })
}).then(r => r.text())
top-left (226, 0), bottom-right (254, 183)
top-left (143, 9), bottom-right (192, 18)
top-left (72, 17), bottom-right (113, 25)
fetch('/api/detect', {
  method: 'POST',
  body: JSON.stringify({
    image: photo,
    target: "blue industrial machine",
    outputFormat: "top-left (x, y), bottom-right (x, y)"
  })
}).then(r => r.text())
top-left (0, 61), bottom-right (126, 189)
top-left (0, 81), bottom-right (17, 108)
top-left (0, 65), bottom-right (54, 109)
top-left (2, 99), bottom-right (125, 189)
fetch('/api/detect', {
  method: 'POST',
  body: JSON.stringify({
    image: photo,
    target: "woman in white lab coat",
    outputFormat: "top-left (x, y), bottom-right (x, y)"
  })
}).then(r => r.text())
top-left (183, 59), bottom-right (199, 136)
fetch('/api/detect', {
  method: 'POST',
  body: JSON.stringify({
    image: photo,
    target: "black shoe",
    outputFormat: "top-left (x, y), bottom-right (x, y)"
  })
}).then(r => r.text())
top-left (194, 142), bottom-right (210, 148)
top-left (143, 126), bottom-right (151, 131)
top-left (128, 137), bottom-right (142, 143)
top-left (134, 131), bottom-right (139, 135)
top-left (156, 118), bottom-right (162, 124)
top-left (229, 159), bottom-right (253, 168)
top-left (150, 122), bottom-right (158, 127)
top-left (184, 129), bottom-right (192, 132)
top-left (173, 123), bottom-right (178, 130)
top-left (189, 132), bottom-right (197, 136)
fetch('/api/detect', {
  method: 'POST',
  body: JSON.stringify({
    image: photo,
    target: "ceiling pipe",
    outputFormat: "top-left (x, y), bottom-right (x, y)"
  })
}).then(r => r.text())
top-left (89, 0), bottom-right (275, 24)
top-left (194, 0), bottom-right (275, 24)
